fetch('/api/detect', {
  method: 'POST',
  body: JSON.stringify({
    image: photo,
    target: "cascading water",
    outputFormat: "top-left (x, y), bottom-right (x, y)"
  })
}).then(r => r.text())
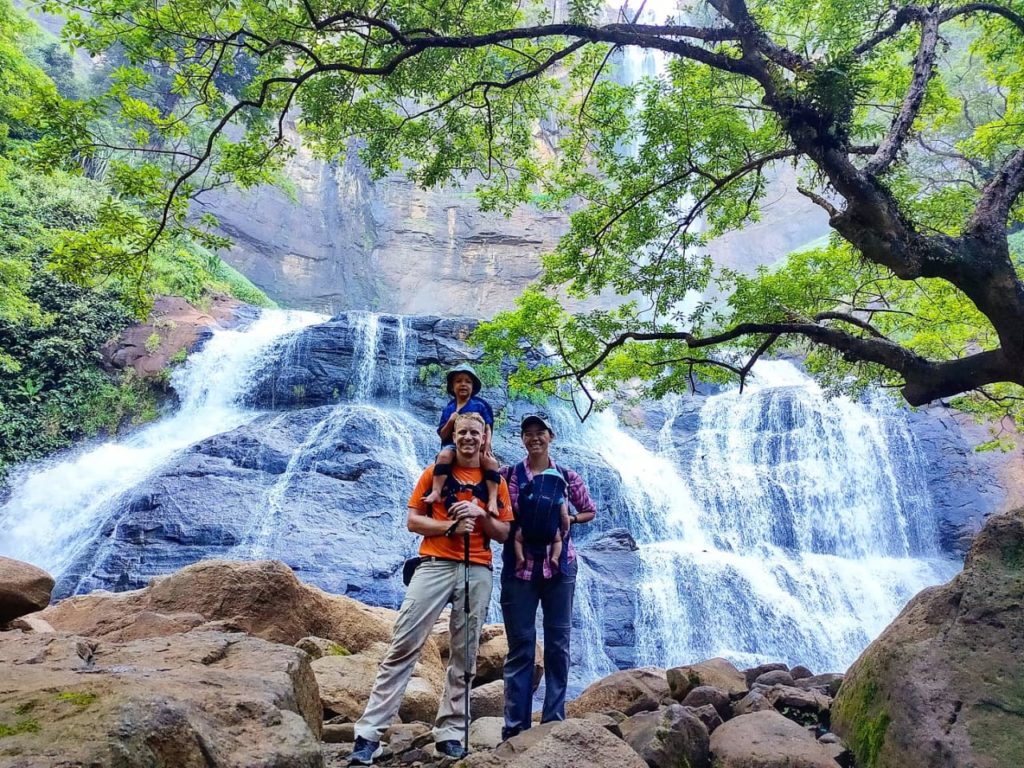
top-left (0, 310), bottom-right (324, 579)
top-left (0, 310), bottom-right (964, 689)
top-left (553, 361), bottom-right (959, 681)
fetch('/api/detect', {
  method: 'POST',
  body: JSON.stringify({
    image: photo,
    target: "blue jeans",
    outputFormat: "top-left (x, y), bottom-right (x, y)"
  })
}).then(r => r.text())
top-left (500, 557), bottom-right (577, 738)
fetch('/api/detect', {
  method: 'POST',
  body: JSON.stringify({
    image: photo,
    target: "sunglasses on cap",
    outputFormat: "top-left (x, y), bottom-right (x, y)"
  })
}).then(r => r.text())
top-left (520, 412), bottom-right (554, 434)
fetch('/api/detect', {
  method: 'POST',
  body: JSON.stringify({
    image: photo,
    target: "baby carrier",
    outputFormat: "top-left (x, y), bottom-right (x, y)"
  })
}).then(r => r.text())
top-left (513, 463), bottom-right (568, 555)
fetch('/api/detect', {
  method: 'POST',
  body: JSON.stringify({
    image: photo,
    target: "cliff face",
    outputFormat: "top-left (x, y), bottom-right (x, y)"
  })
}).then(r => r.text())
top-left (199, 130), bottom-right (829, 316)
top-left (197, 131), bottom-right (567, 316)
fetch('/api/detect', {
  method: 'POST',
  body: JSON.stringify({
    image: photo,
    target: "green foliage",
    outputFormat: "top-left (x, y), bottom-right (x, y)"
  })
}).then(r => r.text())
top-left (833, 674), bottom-right (891, 768)
top-left (0, 718), bottom-right (39, 738)
top-left (15, 0), bottom-right (1024, 432)
top-left (326, 643), bottom-right (350, 657)
top-left (56, 691), bottom-right (97, 709)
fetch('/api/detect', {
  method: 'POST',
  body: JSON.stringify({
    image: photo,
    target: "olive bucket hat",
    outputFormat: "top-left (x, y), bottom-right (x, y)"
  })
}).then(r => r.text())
top-left (446, 364), bottom-right (482, 396)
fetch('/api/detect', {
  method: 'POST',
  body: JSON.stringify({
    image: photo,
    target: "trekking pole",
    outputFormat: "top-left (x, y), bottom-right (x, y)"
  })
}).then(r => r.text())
top-left (463, 530), bottom-right (472, 754)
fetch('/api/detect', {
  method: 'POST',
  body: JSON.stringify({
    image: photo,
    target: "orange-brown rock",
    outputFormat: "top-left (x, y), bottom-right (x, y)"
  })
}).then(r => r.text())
top-left (41, 559), bottom-right (403, 655)
top-left (0, 629), bottom-right (321, 767)
top-left (101, 294), bottom-right (242, 378)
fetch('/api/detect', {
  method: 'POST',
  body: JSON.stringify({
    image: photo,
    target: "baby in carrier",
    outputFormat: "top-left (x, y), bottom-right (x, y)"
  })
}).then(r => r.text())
top-left (516, 462), bottom-right (573, 577)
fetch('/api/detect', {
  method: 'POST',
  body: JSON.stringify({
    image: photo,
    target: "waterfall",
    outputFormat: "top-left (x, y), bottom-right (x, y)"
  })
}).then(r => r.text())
top-left (352, 311), bottom-right (381, 401)
top-left (553, 360), bottom-right (959, 676)
top-left (0, 310), bottom-right (964, 684)
top-left (0, 310), bottom-right (324, 577)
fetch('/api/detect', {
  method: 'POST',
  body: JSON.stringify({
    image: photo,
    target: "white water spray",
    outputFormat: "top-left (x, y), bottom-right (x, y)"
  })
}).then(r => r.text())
top-left (0, 310), bottom-right (324, 576)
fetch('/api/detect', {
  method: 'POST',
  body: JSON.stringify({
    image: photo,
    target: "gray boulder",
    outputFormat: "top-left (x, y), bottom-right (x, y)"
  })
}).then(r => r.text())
top-left (462, 718), bottom-right (648, 767)
top-left (710, 710), bottom-right (840, 768)
top-left (566, 668), bottom-right (670, 717)
top-left (620, 704), bottom-right (710, 768)
top-left (681, 685), bottom-right (731, 720)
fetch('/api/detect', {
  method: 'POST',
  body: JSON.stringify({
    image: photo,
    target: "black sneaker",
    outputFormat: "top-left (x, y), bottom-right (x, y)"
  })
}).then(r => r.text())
top-left (349, 736), bottom-right (383, 766)
top-left (435, 740), bottom-right (468, 759)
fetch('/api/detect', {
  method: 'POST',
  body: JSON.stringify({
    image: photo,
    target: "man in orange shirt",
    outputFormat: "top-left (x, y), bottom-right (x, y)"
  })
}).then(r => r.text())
top-left (351, 412), bottom-right (513, 765)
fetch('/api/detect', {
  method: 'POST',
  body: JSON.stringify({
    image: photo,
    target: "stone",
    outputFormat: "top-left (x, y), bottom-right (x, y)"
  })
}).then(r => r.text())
top-left (681, 685), bottom-right (732, 720)
top-left (470, 679), bottom-right (506, 721)
top-left (0, 629), bottom-right (322, 766)
top-left (297, 635), bottom-right (351, 660)
top-left (475, 625), bottom-right (510, 685)
top-left (743, 662), bottom-right (789, 688)
top-left (686, 703), bottom-right (724, 734)
top-left (668, 657), bottom-right (747, 701)
top-left (733, 690), bottom-right (774, 716)
top-left (579, 711), bottom-right (623, 738)
top-left (565, 668), bottom-right (670, 717)
top-left (620, 704), bottom-right (711, 768)
top-left (101, 294), bottom-right (242, 379)
top-left (435, 620), bottom-right (543, 691)
top-left (795, 673), bottom-right (845, 697)
top-left (764, 685), bottom-right (832, 718)
top-left (461, 718), bottom-right (648, 768)
top-left (710, 711), bottom-right (841, 768)
top-left (0, 556), bottom-right (55, 624)
top-left (755, 669), bottom-right (795, 687)
top-left (385, 722), bottom-right (432, 753)
top-left (832, 507), bottom-right (1024, 768)
top-left (791, 665), bottom-right (814, 680)
top-left (312, 642), bottom-right (443, 724)
top-left (323, 723), bottom-right (355, 743)
top-left (470, 716), bottom-right (505, 751)
top-left (5, 614), bottom-right (55, 633)
top-left (42, 560), bottom-right (404, 657)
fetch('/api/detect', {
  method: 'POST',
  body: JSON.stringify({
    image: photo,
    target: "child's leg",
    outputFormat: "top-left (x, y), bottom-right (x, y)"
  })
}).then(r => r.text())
top-left (549, 528), bottom-right (563, 570)
top-left (422, 447), bottom-right (455, 505)
top-left (482, 453), bottom-right (501, 516)
top-left (514, 528), bottom-right (526, 568)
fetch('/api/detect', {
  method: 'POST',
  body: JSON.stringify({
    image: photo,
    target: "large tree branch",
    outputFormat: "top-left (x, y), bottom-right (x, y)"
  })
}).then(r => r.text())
top-left (968, 147), bottom-right (1024, 236)
top-left (537, 323), bottom-right (1021, 406)
top-left (865, 10), bottom-right (941, 175)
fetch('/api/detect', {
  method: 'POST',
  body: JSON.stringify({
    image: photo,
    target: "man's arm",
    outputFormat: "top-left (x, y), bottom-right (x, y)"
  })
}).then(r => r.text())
top-left (407, 506), bottom-right (469, 537)
top-left (448, 500), bottom-right (510, 543)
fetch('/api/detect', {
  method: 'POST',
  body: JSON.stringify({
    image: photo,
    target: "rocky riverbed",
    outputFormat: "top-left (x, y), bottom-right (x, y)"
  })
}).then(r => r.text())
top-left (2, 506), bottom-right (1021, 768)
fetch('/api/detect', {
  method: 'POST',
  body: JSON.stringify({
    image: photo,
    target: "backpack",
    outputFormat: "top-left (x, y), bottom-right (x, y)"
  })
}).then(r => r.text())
top-left (514, 462), bottom-right (568, 552)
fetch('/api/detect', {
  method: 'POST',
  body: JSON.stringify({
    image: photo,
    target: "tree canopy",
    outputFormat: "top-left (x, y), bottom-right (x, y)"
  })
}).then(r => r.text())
top-left (30, 0), bottom-right (1024, 430)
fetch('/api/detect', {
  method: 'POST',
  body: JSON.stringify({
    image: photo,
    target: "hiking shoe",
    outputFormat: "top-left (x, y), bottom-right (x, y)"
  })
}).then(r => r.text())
top-left (348, 736), bottom-right (383, 766)
top-left (435, 740), bottom-right (468, 759)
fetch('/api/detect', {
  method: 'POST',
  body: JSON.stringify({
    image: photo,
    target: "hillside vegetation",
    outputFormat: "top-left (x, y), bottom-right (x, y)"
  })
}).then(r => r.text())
top-left (0, 0), bottom-right (273, 482)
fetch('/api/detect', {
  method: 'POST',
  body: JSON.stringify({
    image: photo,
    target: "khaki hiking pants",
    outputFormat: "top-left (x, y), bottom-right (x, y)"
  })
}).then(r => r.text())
top-left (354, 558), bottom-right (493, 744)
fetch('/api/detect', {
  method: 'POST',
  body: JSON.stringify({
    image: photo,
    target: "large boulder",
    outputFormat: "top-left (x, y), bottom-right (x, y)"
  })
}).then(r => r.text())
top-left (462, 718), bottom-right (648, 768)
top-left (0, 557), bottom-right (55, 624)
top-left (668, 657), bottom-right (747, 701)
top-left (0, 629), bottom-right (321, 767)
top-left (41, 559), bottom-right (403, 654)
top-left (832, 507), bottom-right (1024, 768)
top-left (312, 641), bottom-right (443, 724)
top-left (566, 668), bottom-right (671, 717)
top-left (710, 710), bottom-right (841, 768)
top-left (470, 679), bottom-right (506, 721)
top-left (620, 703), bottom-right (711, 768)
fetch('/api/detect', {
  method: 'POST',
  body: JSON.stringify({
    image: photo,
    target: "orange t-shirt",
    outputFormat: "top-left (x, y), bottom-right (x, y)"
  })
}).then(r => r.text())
top-left (408, 464), bottom-right (513, 566)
